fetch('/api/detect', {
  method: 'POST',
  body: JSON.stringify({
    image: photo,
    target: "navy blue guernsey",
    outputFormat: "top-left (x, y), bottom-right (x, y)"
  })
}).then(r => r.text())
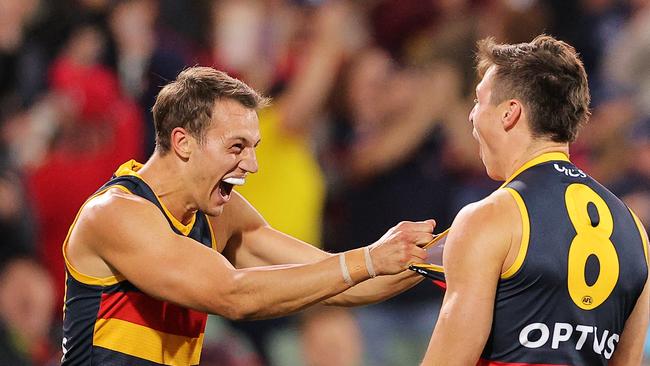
top-left (417, 152), bottom-right (648, 366)
top-left (61, 160), bottom-right (215, 366)
top-left (480, 152), bottom-right (649, 365)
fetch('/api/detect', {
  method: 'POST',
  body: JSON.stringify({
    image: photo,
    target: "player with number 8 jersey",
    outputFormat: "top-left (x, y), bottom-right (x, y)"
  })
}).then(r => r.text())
top-left (494, 152), bottom-right (647, 364)
top-left (419, 35), bottom-right (649, 366)
top-left (419, 152), bottom-right (648, 365)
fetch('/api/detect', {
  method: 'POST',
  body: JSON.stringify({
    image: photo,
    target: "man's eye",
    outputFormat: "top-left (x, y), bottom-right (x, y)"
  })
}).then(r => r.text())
top-left (231, 144), bottom-right (244, 152)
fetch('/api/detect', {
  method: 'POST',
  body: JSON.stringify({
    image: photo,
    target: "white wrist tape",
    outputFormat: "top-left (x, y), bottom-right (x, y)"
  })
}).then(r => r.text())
top-left (339, 253), bottom-right (354, 286)
top-left (363, 246), bottom-right (376, 278)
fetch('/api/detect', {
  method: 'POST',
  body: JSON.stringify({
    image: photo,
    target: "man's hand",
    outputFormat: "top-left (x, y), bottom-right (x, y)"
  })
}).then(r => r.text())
top-left (369, 220), bottom-right (435, 275)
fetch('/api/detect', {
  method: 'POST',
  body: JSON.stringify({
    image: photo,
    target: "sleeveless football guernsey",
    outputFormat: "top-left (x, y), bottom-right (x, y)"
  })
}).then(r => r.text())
top-left (417, 152), bottom-right (648, 365)
top-left (62, 160), bottom-right (216, 365)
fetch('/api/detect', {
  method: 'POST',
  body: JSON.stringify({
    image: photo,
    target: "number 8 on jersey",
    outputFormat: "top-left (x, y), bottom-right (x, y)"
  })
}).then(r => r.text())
top-left (565, 183), bottom-right (619, 310)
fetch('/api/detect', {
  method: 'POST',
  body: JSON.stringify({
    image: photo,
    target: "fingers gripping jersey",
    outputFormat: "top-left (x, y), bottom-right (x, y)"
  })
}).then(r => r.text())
top-left (61, 160), bottom-right (216, 365)
top-left (426, 153), bottom-right (648, 365)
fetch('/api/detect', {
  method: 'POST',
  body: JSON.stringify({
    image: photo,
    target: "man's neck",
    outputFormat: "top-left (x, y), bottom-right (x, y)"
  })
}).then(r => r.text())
top-left (502, 142), bottom-right (570, 181)
top-left (137, 153), bottom-right (198, 225)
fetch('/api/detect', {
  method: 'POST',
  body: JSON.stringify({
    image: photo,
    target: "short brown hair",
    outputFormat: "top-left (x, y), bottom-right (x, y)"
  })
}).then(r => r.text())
top-left (476, 35), bottom-right (590, 142)
top-left (152, 66), bottom-right (270, 153)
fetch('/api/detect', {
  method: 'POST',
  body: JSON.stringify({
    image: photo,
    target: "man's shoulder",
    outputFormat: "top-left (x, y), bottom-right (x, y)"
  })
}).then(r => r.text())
top-left (456, 188), bottom-right (519, 226)
top-left (440, 189), bottom-right (520, 285)
top-left (445, 189), bottom-right (520, 263)
top-left (65, 187), bottom-right (162, 281)
top-left (77, 187), bottom-right (160, 234)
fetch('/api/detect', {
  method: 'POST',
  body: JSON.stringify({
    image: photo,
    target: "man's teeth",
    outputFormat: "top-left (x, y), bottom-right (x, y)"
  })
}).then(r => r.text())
top-left (223, 177), bottom-right (245, 186)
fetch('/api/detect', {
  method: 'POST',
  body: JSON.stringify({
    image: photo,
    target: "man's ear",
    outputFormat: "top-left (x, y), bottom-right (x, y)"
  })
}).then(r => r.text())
top-left (502, 99), bottom-right (522, 131)
top-left (170, 127), bottom-right (192, 160)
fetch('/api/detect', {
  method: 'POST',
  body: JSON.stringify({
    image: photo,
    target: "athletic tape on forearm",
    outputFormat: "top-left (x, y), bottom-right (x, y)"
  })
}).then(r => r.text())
top-left (339, 253), bottom-right (354, 286)
top-left (346, 248), bottom-right (369, 284)
top-left (363, 246), bottom-right (377, 278)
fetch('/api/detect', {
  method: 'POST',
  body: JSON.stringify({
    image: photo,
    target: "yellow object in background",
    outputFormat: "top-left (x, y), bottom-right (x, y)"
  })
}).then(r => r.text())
top-left (236, 107), bottom-right (325, 247)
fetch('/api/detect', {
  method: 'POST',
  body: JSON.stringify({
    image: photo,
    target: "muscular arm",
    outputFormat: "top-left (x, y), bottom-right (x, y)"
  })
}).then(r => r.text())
top-left (219, 191), bottom-right (431, 306)
top-left (73, 191), bottom-right (423, 321)
top-left (421, 190), bottom-right (517, 365)
top-left (610, 226), bottom-right (650, 365)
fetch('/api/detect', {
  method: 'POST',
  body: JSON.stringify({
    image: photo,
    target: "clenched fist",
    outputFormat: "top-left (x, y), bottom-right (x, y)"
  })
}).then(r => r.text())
top-left (368, 219), bottom-right (435, 275)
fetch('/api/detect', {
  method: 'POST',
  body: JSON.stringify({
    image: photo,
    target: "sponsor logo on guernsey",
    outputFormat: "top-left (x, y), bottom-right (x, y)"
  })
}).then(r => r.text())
top-left (519, 322), bottom-right (619, 360)
top-left (554, 163), bottom-right (587, 178)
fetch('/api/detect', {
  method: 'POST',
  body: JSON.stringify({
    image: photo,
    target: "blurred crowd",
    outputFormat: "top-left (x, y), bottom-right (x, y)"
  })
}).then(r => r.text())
top-left (0, 0), bottom-right (648, 365)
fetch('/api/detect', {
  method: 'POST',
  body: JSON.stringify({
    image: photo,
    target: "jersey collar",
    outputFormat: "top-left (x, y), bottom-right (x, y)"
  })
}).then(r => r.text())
top-left (500, 152), bottom-right (570, 188)
top-left (114, 160), bottom-right (197, 236)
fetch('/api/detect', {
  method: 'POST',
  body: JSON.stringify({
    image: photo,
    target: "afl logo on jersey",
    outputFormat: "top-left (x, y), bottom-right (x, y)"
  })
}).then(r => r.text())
top-left (582, 296), bottom-right (593, 305)
top-left (554, 164), bottom-right (587, 178)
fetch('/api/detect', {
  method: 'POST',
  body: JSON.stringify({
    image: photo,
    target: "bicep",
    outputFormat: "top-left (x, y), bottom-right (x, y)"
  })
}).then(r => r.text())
top-left (87, 199), bottom-right (237, 313)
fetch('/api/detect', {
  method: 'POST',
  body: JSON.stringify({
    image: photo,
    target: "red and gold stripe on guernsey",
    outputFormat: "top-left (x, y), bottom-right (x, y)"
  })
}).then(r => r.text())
top-left (93, 291), bottom-right (207, 365)
top-left (477, 360), bottom-right (569, 366)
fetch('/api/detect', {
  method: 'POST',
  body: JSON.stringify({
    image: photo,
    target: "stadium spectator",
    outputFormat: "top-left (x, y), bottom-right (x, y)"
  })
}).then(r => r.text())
top-left (612, 118), bottom-right (650, 229)
top-left (0, 258), bottom-right (55, 365)
top-left (323, 47), bottom-right (456, 366)
top-left (107, 0), bottom-right (189, 156)
top-left (26, 22), bottom-right (143, 312)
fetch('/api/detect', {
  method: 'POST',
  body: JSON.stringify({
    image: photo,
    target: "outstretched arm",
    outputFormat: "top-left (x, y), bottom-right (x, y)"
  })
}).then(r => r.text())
top-left (70, 190), bottom-right (427, 321)
top-left (421, 190), bottom-right (517, 365)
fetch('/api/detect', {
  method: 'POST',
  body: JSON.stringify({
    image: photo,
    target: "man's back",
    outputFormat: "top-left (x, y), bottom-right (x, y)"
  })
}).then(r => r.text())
top-left (482, 152), bottom-right (648, 365)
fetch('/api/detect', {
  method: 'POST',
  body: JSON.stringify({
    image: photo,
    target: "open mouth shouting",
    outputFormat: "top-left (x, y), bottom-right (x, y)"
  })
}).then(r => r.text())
top-left (218, 176), bottom-right (246, 202)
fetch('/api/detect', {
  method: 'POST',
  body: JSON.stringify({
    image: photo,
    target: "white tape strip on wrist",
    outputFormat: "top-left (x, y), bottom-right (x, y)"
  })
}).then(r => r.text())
top-left (363, 246), bottom-right (377, 278)
top-left (339, 253), bottom-right (354, 286)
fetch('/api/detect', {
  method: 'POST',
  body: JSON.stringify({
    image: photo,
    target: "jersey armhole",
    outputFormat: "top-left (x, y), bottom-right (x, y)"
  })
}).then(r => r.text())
top-left (62, 185), bottom-right (131, 286)
top-left (629, 208), bottom-right (649, 265)
top-left (500, 187), bottom-right (531, 279)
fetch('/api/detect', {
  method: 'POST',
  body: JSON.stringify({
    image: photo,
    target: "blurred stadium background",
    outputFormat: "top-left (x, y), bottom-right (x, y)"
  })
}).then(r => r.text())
top-left (0, 0), bottom-right (648, 365)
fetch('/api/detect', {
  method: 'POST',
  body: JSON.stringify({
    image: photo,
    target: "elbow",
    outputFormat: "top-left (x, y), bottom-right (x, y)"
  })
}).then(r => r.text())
top-left (204, 275), bottom-right (260, 321)
top-left (219, 304), bottom-right (248, 321)
top-left (205, 294), bottom-right (257, 321)
top-left (220, 300), bottom-right (269, 321)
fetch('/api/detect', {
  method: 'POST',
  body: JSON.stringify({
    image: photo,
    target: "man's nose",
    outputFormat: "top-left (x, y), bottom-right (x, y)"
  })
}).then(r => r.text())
top-left (240, 148), bottom-right (258, 174)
